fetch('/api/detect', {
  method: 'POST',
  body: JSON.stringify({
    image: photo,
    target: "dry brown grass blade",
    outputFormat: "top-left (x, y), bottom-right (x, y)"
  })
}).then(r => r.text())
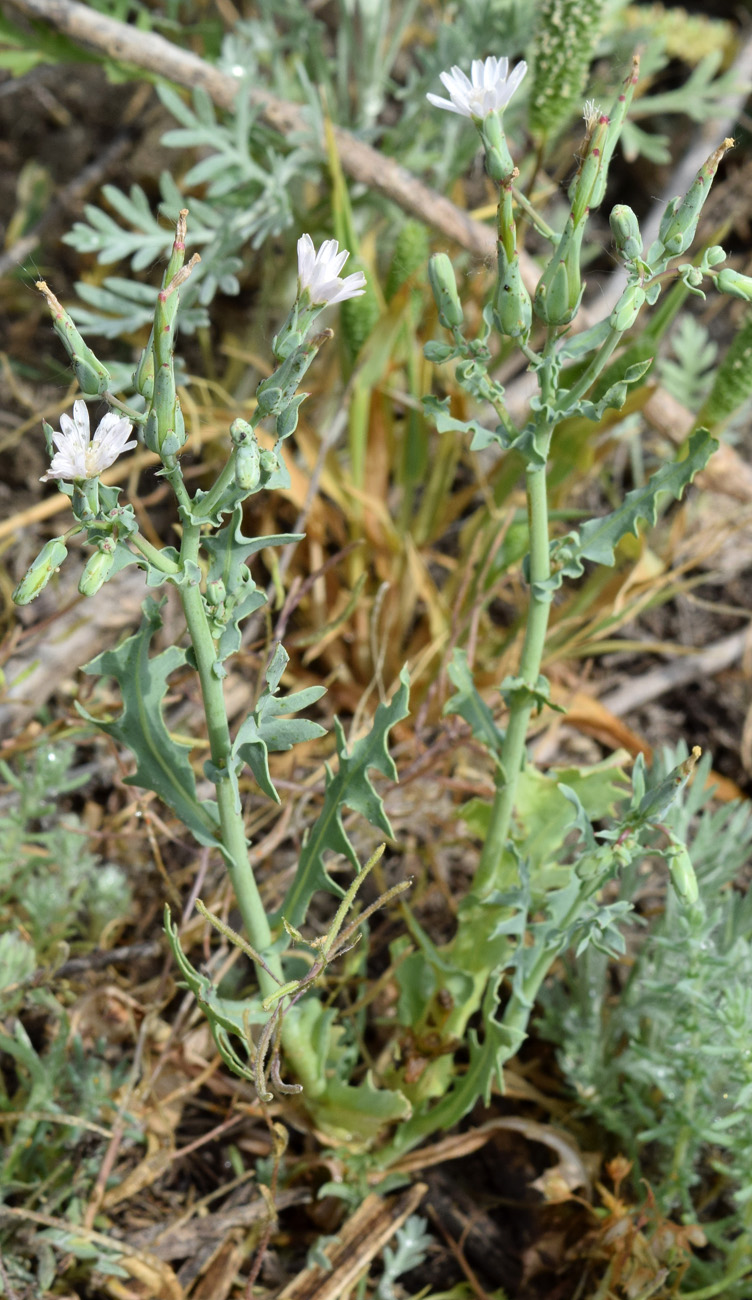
top-left (273, 1182), bottom-right (427, 1300)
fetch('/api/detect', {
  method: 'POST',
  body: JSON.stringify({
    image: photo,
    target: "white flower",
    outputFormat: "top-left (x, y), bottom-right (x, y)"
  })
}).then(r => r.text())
top-left (41, 400), bottom-right (136, 483)
top-left (296, 234), bottom-right (367, 307)
top-left (426, 56), bottom-right (527, 120)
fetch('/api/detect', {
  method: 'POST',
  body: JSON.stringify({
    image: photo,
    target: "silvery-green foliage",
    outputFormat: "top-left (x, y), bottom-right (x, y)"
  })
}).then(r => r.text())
top-left (63, 87), bottom-right (312, 337)
top-left (0, 743), bottom-right (131, 990)
top-left (621, 50), bottom-right (740, 166)
top-left (537, 747), bottom-right (752, 1276)
top-left (376, 1215), bottom-right (434, 1300)
top-left (59, 0), bottom-right (535, 348)
top-left (657, 316), bottom-right (717, 412)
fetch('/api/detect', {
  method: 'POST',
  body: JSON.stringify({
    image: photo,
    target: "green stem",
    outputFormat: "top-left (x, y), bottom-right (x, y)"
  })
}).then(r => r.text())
top-left (472, 337), bottom-right (557, 898)
top-left (563, 326), bottom-right (620, 408)
top-left (511, 184), bottom-right (557, 243)
top-left (130, 532), bottom-right (180, 574)
top-left (161, 453), bottom-right (194, 518)
top-left (104, 391), bottom-right (148, 423)
top-left (178, 516), bottom-right (282, 999)
top-left (679, 1265), bottom-right (752, 1300)
top-left (196, 450), bottom-right (244, 520)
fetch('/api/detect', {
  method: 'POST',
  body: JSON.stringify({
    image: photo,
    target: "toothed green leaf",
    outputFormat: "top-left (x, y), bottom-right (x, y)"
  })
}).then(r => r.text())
top-left (76, 598), bottom-right (221, 848)
top-left (444, 648), bottom-right (504, 767)
top-left (543, 428), bottom-right (717, 593)
top-left (233, 644), bottom-right (326, 803)
top-left (273, 668), bottom-right (410, 928)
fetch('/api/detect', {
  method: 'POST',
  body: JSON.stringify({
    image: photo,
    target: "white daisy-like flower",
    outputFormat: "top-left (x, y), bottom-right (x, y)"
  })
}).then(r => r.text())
top-left (427, 55), bottom-right (528, 120)
top-left (41, 400), bottom-right (136, 483)
top-left (296, 234), bottom-right (367, 307)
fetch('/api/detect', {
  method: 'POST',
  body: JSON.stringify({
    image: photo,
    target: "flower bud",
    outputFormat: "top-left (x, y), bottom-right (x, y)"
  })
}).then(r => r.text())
top-left (658, 138), bottom-right (734, 257)
top-left (533, 216), bottom-right (585, 327)
top-left (588, 56), bottom-right (641, 211)
top-left (79, 546), bottom-right (115, 598)
top-left (610, 205), bottom-right (643, 262)
top-left (230, 418), bottom-right (254, 446)
top-left (36, 281), bottom-right (112, 397)
top-left (206, 579), bottom-right (227, 607)
top-left (13, 537), bottom-right (68, 605)
top-left (428, 253), bottom-right (464, 330)
top-left (569, 113), bottom-right (610, 225)
top-left (133, 329), bottom-right (155, 400)
top-left (494, 242), bottom-right (532, 338)
top-left (716, 267), bottom-right (752, 303)
top-left (235, 438), bottom-right (261, 491)
top-left (705, 245), bottom-right (726, 267)
top-left (256, 332), bottom-right (329, 418)
top-left (609, 284), bottom-right (646, 333)
top-left (666, 841), bottom-right (699, 906)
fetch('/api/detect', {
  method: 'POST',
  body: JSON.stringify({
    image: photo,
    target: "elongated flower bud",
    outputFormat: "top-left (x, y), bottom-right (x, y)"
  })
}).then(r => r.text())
top-left (610, 205), bottom-right (643, 262)
top-left (609, 284), bottom-right (646, 332)
top-left (235, 439), bottom-right (261, 491)
top-left (716, 267), bottom-right (752, 303)
top-left (143, 216), bottom-right (199, 458)
top-left (569, 113), bottom-right (610, 226)
top-left (255, 331), bottom-right (332, 418)
top-left (494, 243), bottom-right (532, 338)
top-left (657, 138), bottom-right (734, 258)
top-left (428, 253), bottom-right (464, 330)
top-left (79, 546), bottom-right (115, 597)
top-left (588, 56), bottom-right (640, 211)
top-left (666, 841), bottom-right (699, 906)
top-left (37, 281), bottom-right (111, 397)
top-left (533, 216), bottom-right (585, 326)
top-left (13, 537), bottom-right (68, 605)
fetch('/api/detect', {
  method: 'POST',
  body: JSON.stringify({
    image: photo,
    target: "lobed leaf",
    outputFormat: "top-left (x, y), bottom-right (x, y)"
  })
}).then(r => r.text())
top-left (77, 598), bottom-right (221, 849)
top-left (272, 668), bottom-right (410, 929)
top-left (233, 644), bottom-right (326, 803)
top-left (544, 428), bottom-right (718, 592)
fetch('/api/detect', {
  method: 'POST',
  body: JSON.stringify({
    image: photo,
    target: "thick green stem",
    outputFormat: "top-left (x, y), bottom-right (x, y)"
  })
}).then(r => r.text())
top-left (130, 532), bottom-right (180, 574)
top-left (563, 326), bottom-right (620, 408)
top-left (178, 517), bottom-right (282, 999)
top-left (196, 451), bottom-right (243, 520)
top-left (472, 343), bottom-right (557, 898)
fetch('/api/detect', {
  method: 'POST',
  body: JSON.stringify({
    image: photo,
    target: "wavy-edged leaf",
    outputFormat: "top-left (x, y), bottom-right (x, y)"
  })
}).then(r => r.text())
top-left (273, 668), bottom-right (410, 928)
top-left (544, 428), bottom-right (718, 593)
top-left (76, 598), bottom-right (221, 849)
top-left (422, 394), bottom-right (500, 451)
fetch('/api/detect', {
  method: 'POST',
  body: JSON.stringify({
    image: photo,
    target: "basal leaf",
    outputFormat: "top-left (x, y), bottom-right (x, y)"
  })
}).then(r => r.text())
top-left (77, 598), bottom-right (221, 848)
